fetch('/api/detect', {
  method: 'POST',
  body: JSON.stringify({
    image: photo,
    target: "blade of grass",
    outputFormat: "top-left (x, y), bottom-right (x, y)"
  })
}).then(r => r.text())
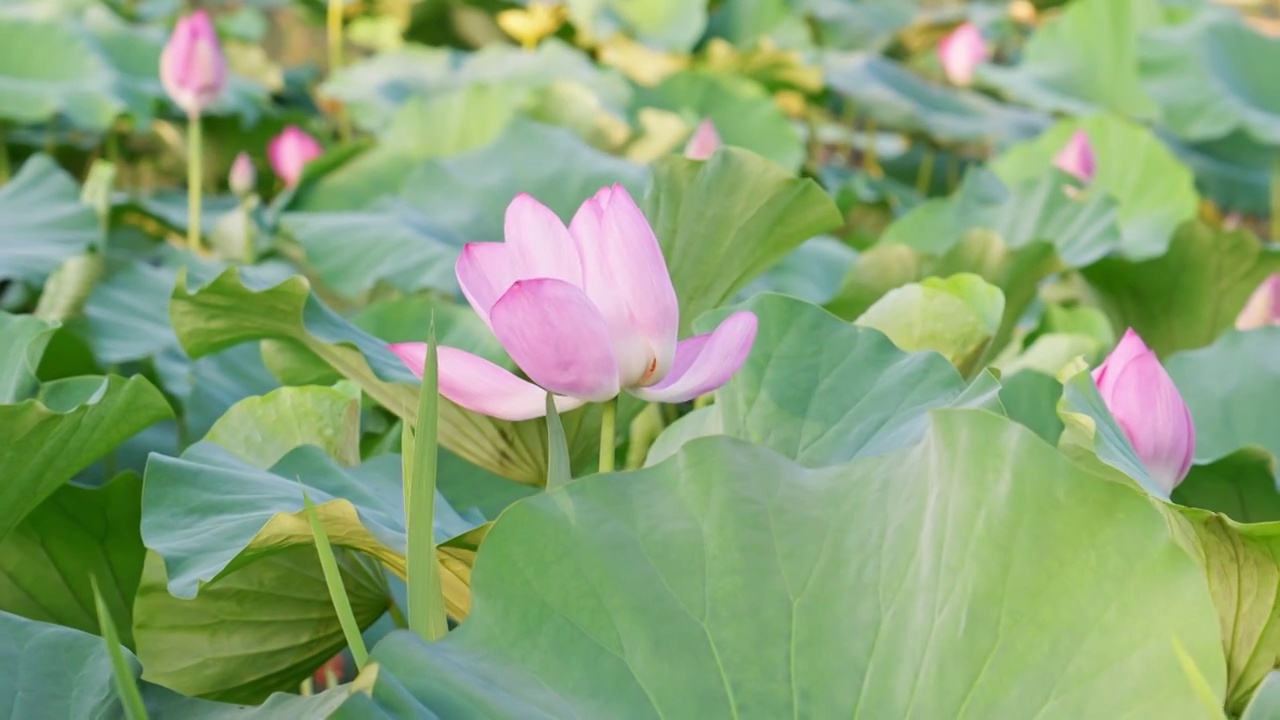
top-left (91, 577), bottom-right (148, 720)
top-left (545, 392), bottom-right (571, 488)
top-left (407, 322), bottom-right (448, 641)
top-left (301, 487), bottom-right (369, 669)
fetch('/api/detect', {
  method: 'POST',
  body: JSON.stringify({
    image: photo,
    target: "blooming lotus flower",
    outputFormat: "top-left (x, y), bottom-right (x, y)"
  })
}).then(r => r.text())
top-left (1092, 329), bottom-right (1196, 493)
top-left (1236, 274), bottom-right (1280, 330)
top-left (390, 186), bottom-right (759, 421)
top-left (229, 152), bottom-right (255, 197)
top-left (268, 126), bottom-right (323, 187)
top-left (937, 22), bottom-right (989, 86)
top-left (684, 119), bottom-right (722, 160)
top-left (1053, 130), bottom-right (1096, 183)
top-left (159, 11), bottom-right (227, 117)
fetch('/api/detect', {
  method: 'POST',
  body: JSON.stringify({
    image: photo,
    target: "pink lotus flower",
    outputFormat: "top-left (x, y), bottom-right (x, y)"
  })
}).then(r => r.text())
top-left (268, 126), bottom-right (323, 187)
top-left (159, 11), bottom-right (227, 117)
top-left (229, 152), bottom-right (255, 196)
top-left (1236, 274), bottom-right (1280, 330)
top-left (1092, 329), bottom-right (1196, 493)
top-left (937, 22), bottom-right (989, 87)
top-left (684, 119), bottom-right (722, 160)
top-left (1053, 130), bottom-right (1096, 183)
top-left (390, 186), bottom-right (758, 421)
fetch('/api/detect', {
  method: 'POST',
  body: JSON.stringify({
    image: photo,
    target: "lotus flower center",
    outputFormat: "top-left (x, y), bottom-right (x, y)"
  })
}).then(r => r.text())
top-left (638, 356), bottom-right (659, 386)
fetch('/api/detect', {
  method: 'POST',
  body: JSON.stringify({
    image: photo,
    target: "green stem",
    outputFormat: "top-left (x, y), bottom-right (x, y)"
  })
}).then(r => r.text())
top-left (302, 489), bottom-right (369, 669)
top-left (1272, 157), bottom-right (1280, 242)
top-left (407, 324), bottom-right (448, 642)
top-left (0, 122), bottom-right (9, 183)
top-left (327, 0), bottom-right (352, 143)
top-left (598, 397), bottom-right (617, 473)
top-left (915, 147), bottom-right (935, 196)
top-left (387, 595), bottom-right (408, 629)
top-left (187, 114), bottom-right (203, 254)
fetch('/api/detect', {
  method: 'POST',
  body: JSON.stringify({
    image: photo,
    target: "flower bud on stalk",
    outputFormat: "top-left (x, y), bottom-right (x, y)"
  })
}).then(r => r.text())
top-left (229, 152), bottom-right (255, 197)
top-left (159, 11), bottom-right (227, 117)
top-left (1092, 329), bottom-right (1196, 493)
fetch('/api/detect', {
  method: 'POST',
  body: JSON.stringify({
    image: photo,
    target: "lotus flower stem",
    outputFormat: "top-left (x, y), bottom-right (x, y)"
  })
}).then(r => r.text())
top-left (0, 122), bottom-right (9, 183)
top-left (915, 147), bottom-right (935, 195)
top-left (599, 397), bottom-right (617, 473)
top-left (1271, 157), bottom-right (1280, 241)
top-left (327, 0), bottom-right (352, 143)
top-left (186, 113), bottom-right (203, 253)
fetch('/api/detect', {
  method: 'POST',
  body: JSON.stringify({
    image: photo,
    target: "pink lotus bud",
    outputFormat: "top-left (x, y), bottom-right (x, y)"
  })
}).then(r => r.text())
top-left (159, 11), bottom-right (227, 117)
top-left (684, 119), bottom-right (722, 160)
top-left (1235, 274), bottom-right (1280, 330)
top-left (937, 22), bottom-right (989, 87)
top-left (389, 186), bottom-right (757, 421)
top-left (267, 126), bottom-right (323, 187)
top-left (229, 152), bottom-right (255, 196)
top-left (1092, 329), bottom-right (1196, 493)
top-left (1053, 130), bottom-right (1096, 183)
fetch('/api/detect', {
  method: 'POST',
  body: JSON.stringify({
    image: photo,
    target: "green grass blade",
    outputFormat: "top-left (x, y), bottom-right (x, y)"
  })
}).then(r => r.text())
top-left (301, 488), bottom-right (369, 669)
top-left (91, 576), bottom-right (149, 720)
top-left (408, 321), bottom-right (448, 641)
top-left (545, 392), bottom-right (571, 488)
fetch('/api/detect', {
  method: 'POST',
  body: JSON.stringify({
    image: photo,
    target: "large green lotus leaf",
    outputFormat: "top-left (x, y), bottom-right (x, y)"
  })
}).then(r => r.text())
top-left (0, 374), bottom-right (171, 541)
top-left (0, 473), bottom-right (143, 647)
top-left (169, 266), bottom-right (605, 483)
top-left (1166, 328), bottom-right (1280, 469)
top-left (799, 0), bottom-right (913, 51)
top-left (294, 85), bottom-right (522, 213)
top-left (399, 119), bottom-right (647, 243)
top-left (636, 70), bottom-right (803, 170)
top-left (339, 413), bottom-right (1224, 717)
top-left (997, 370), bottom-right (1064, 444)
top-left (1082, 222), bottom-right (1280, 357)
top-left (321, 40), bottom-right (629, 133)
top-left (0, 311), bottom-right (56, 403)
top-left (977, 0), bottom-right (1162, 120)
top-left (1140, 7), bottom-right (1280, 144)
top-left (282, 201), bottom-right (462, 299)
top-left (566, 0), bottom-right (705, 50)
top-left (78, 261), bottom-right (178, 364)
top-left (990, 114), bottom-right (1199, 258)
top-left (134, 547), bottom-right (387, 704)
top-left (1162, 130), bottom-right (1275, 217)
top-left (644, 148), bottom-right (842, 334)
top-left (823, 52), bottom-right (1049, 146)
top-left (739, 236), bottom-right (857, 306)
top-left (0, 609), bottom-right (354, 719)
top-left (881, 167), bottom-right (1125, 265)
top-left (839, 226), bottom-right (1065, 368)
top-left (854, 273), bottom-right (1004, 376)
top-left (0, 154), bottom-right (100, 284)
top-left (1173, 449), bottom-right (1280, 524)
top-left (1168, 510), bottom-right (1280, 714)
top-left (647, 294), bottom-right (1003, 467)
top-left (141, 443), bottom-right (480, 599)
top-left (156, 343), bottom-right (281, 442)
top-left (0, 17), bottom-right (125, 129)
top-left (204, 383), bottom-right (362, 468)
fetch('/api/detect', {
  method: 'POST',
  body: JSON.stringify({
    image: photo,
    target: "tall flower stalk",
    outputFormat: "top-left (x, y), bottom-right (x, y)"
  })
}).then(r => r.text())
top-left (160, 11), bottom-right (227, 255)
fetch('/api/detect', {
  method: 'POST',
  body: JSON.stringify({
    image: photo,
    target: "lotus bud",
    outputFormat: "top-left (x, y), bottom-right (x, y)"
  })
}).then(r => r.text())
top-left (1053, 130), bottom-right (1096, 183)
top-left (1092, 329), bottom-right (1196, 493)
top-left (159, 11), bottom-right (227, 117)
top-left (1236, 274), bottom-right (1280, 330)
top-left (268, 126), bottom-right (323, 188)
top-left (684, 119), bottom-right (722, 160)
top-left (229, 152), bottom-right (255, 197)
top-left (937, 22), bottom-right (989, 87)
